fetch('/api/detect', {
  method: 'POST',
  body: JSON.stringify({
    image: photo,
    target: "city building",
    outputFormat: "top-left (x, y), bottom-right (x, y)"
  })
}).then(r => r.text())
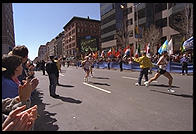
top-left (2, 3), bottom-right (15, 54)
top-left (38, 45), bottom-right (47, 61)
top-left (47, 38), bottom-right (56, 59)
top-left (62, 16), bottom-right (101, 59)
top-left (54, 31), bottom-right (64, 58)
top-left (100, 3), bottom-right (126, 51)
top-left (126, 3), bottom-right (193, 54)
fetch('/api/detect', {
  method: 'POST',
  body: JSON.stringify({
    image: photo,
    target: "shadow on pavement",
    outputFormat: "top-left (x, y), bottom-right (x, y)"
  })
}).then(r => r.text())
top-left (57, 84), bottom-right (74, 88)
top-left (92, 76), bottom-right (110, 79)
top-left (150, 84), bottom-right (180, 88)
top-left (88, 81), bottom-right (111, 86)
top-left (31, 89), bottom-right (59, 131)
top-left (57, 96), bottom-right (82, 104)
top-left (150, 89), bottom-right (193, 99)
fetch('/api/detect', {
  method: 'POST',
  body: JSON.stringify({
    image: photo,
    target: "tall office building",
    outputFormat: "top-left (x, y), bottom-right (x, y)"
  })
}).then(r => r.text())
top-left (100, 3), bottom-right (126, 51)
top-left (127, 3), bottom-right (193, 54)
top-left (2, 3), bottom-right (15, 54)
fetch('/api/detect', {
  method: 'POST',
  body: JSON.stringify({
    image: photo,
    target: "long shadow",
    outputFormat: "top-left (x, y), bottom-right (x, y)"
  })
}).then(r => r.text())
top-left (150, 89), bottom-right (193, 99)
top-left (57, 84), bottom-right (74, 88)
top-left (150, 84), bottom-right (180, 88)
top-left (31, 89), bottom-right (59, 131)
top-left (92, 76), bottom-right (110, 79)
top-left (57, 95), bottom-right (82, 104)
top-left (88, 81), bottom-right (111, 86)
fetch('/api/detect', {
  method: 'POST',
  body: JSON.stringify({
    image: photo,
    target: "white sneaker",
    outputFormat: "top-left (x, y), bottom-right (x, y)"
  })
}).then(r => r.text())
top-left (135, 83), bottom-right (140, 86)
top-left (144, 81), bottom-right (149, 87)
top-left (168, 88), bottom-right (175, 93)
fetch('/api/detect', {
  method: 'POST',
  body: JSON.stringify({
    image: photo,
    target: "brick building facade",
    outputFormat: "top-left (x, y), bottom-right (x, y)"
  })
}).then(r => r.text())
top-left (62, 16), bottom-right (101, 58)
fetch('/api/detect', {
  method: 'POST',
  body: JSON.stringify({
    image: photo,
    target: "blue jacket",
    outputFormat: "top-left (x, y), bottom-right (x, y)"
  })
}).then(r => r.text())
top-left (2, 76), bottom-right (19, 99)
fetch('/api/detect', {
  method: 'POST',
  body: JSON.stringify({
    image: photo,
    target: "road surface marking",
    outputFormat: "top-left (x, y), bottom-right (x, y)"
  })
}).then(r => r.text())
top-left (83, 82), bottom-right (111, 94)
top-left (122, 76), bottom-right (158, 83)
top-left (59, 73), bottom-right (64, 76)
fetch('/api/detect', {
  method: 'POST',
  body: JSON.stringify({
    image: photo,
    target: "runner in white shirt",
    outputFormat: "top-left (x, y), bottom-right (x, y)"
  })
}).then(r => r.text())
top-left (144, 51), bottom-right (174, 93)
top-left (82, 56), bottom-right (91, 82)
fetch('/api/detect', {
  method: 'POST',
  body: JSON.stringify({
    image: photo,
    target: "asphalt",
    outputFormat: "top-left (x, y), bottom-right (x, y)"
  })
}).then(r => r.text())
top-left (31, 66), bottom-right (193, 131)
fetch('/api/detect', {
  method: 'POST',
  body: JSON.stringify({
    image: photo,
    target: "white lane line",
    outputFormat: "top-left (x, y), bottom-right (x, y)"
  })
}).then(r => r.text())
top-left (59, 73), bottom-right (64, 76)
top-left (122, 76), bottom-right (158, 83)
top-left (83, 82), bottom-right (111, 94)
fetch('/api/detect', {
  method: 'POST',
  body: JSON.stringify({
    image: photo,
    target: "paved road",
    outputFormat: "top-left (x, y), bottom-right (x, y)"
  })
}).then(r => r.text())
top-left (31, 66), bottom-right (193, 131)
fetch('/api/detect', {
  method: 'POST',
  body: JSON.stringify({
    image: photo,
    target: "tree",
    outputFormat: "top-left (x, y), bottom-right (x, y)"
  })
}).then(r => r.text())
top-left (140, 24), bottom-right (162, 53)
top-left (114, 29), bottom-right (132, 49)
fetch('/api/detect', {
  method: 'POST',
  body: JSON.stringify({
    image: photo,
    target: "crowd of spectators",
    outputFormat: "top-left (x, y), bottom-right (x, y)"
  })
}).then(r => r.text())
top-left (2, 45), bottom-right (39, 131)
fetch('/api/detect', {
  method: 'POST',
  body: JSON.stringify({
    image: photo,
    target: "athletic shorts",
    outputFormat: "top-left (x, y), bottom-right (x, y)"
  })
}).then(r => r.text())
top-left (157, 68), bottom-right (167, 74)
top-left (84, 68), bottom-right (89, 72)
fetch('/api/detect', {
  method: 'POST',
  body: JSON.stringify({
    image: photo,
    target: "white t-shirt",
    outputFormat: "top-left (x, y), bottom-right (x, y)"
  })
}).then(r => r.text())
top-left (84, 61), bottom-right (91, 70)
top-left (157, 56), bottom-right (168, 70)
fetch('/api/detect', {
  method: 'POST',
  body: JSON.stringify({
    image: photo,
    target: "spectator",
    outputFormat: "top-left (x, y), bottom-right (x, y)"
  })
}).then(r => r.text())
top-left (11, 45), bottom-right (29, 83)
top-left (132, 51), bottom-right (153, 86)
top-left (54, 57), bottom-right (61, 85)
top-left (180, 53), bottom-right (189, 75)
top-left (41, 60), bottom-right (46, 75)
top-left (46, 56), bottom-right (59, 98)
top-left (2, 104), bottom-right (37, 131)
top-left (11, 45), bottom-right (39, 93)
top-left (2, 55), bottom-right (23, 99)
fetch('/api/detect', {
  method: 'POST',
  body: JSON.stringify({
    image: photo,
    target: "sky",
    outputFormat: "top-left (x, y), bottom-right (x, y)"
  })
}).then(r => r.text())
top-left (13, 3), bottom-right (100, 61)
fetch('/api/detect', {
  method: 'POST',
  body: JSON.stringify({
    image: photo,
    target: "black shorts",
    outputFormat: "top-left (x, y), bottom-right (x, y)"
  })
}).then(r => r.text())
top-left (84, 68), bottom-right (89, 72)
top-left (157, 68), bottom-right (167, 74)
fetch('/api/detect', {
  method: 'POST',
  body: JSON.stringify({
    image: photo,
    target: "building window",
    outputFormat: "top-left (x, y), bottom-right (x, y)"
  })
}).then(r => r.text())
top-left (77, 28), bottom-right (80, 33)
top-left (101, 13), bottom-right (116, 25)
top-left (127, 6), bottom-right (132, 14)
top-left (127, 18), bottom-right (133, 26)
top-left (101, 24), bottom-right (116, 35)
top-left (138, 8), bottom-right (145, 19)
top-left (155, 18), bottom-right (167, 28)
top-left (155, 3), bottom-right (167, 13)
top-left (101, 35), bottom-right (114, 43)
top-left (129, 30), bottom-right (133, 37)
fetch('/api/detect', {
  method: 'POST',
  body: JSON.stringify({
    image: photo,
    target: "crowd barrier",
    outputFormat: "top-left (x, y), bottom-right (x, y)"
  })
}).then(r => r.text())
top-left (93, 61), bottom-right (193, 73)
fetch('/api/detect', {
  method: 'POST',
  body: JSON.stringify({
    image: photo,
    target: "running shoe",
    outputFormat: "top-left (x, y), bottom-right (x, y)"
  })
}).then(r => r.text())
top-left (135, 83), bottom-right (140, 86)
top-left (144, 81), bottom-right (149, 87)
top-left (168, 88), bottom-right (175, 93)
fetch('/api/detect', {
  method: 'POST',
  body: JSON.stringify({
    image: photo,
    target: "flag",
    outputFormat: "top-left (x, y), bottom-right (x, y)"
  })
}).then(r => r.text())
top-left (107, 49), bottom-right (112, 57)
top-left (183, 36), bottom-right (193, 51)
top-left (112, 47), bottom-right (116, 56)
top-left (145, 43), bottom-right (150, 54)
top-left (115, 51), bottom-right (120, 58)
top-left (100, 50), bottom-right (105, 58)
top-left (180, 36), bottom-right (186, 52)
top-left (123, 46), bottom-right (130, 58)
top-left (134, 48), bottom-right (139, 58)
top-left (158, 40), bottom-right (168, 54)
top-left (167, 39), bottom-right (173, 56)
top-left (93, 51), bottom-right (98, 59)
